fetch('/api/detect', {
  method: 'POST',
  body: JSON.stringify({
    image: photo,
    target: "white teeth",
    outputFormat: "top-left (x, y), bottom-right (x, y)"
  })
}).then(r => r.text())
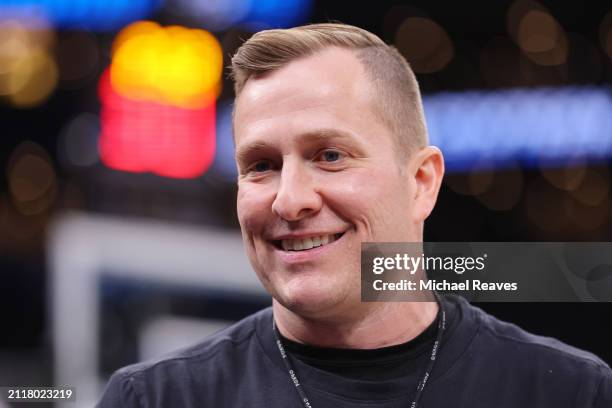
top-left (280, 234), bottom-right (340, 251)
top-left (302, 237), bottom-right (313, 250)
top-left (294, 240), bottom-right (303, 250)
top-left (281, 240), bottom-right (291, 251)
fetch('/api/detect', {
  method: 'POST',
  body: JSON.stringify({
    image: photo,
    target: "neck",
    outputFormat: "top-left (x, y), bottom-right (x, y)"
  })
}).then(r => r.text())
top-left (272, 297), bottom-right (439, 349)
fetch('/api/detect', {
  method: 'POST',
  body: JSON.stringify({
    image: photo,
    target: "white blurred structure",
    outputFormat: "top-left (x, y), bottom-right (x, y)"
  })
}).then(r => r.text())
top-left (139, 316), bottom-right (233, 361)
top-left (48, 212), bottom-right (264, 407)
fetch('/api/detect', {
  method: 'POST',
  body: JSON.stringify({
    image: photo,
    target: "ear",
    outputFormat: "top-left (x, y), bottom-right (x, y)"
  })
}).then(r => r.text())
top-left (409, 146), bottom-right (445, 223)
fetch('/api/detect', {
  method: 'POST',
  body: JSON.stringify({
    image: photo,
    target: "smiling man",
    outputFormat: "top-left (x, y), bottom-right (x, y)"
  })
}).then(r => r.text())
top-left (233, 36), bottom-right (443, 346)
top-left (97, 23), bottom-right (611, 407)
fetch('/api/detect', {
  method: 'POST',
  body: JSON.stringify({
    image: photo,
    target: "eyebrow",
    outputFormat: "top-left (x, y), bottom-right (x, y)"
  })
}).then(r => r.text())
top-left (235, 128), bottom-right (361, 165)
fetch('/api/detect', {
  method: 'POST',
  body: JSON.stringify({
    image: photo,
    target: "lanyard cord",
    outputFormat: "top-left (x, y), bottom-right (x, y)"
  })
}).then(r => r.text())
top-left (272, 292), bottom-right (446, 408)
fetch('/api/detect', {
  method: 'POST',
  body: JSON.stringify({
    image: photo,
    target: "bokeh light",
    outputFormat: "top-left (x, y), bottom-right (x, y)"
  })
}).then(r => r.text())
top-left (243, 0), bottom-right (313, 30)
top-left (443, 165), bottom-right (495, 196)
top-left (168, 0), bottom-right (249, 31)
top-left (599, 9), bottom-right (612, 60)
top-left (165, 0), bottom-right (312, 31)
top-left (480, 36), bottom-right (526, 88)
top-left (468, 167), bottom-right (495, 196)
top-left (507, 0), bottom-right (568, 66)
top-left (55, 31), bottom-right (100, 89)
top-left (566, 196), bottom-right (609, 232)
top-left (507, 0), bottom-right (548, 42)
top-left (424, 87), bottom-right (612, 172)
top-left (8, 48), bottom-right (58, 107)
top-left (381, 5), bottom-right (425, 43)
top-left (395, 17), bottom-right (454, 74)
top-left (0, 193), bottom-right (45, 242)
top-left (540, 163), bottom-right (586, 191)
top-left (99, 69), bottom-right (216, 179)
top-left (525, 171), bottom-right (610, 237)
top-left (569, 167), bottom-right (609, 207)
top-left (58, 113), bottom-right (100, 168)
top-left (7, 141), bottom-right (57, 216)
top-left (0, 0), bottom-right (162, 31)
top-left (110, 21), bottom-right (223, 109)
top-left (0, 18), bottom-right (57, 108)
top-left (99, 22), bottom-right (222, 178)
top-left (474, 166), bottom-right (524, 211)
top-left (524, 176), bottom-right (570, 233)
top-left (0, 21), bottom-right (30, 95)
top-left (211, 102), bottom-right (238, 179)
top-left (517, 10), bottom-right (558, 53)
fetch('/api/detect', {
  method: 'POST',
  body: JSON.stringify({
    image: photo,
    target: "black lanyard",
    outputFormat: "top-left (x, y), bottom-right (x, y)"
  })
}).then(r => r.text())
top-left (272, 292), bottom-right (446, 408)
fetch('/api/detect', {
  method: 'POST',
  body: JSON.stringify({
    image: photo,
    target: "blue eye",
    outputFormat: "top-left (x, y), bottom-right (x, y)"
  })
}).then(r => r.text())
top-left (253, 161), bottom-right (271, 172)
top-left (321, 150), bottom-right (341, 162)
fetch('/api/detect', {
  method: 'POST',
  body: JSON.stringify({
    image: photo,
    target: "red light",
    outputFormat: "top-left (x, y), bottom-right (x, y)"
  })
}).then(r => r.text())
top-left (98, 69), bottom-right (216, 179)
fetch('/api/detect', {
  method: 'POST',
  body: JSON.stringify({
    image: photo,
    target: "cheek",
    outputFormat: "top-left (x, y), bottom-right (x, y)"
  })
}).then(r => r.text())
top-left (236, 185), bottom-right (275, 276)
top-left (319, 168), bottom-right (413, 233)
top-left (320, 168), bottom-right (386, 199)
top-left (237, 184), bottom-right (273, 233)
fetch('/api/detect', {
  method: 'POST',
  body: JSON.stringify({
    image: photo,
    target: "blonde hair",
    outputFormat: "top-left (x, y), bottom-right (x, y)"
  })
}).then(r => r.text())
top-left (230, 23), bottom-right (428, 157)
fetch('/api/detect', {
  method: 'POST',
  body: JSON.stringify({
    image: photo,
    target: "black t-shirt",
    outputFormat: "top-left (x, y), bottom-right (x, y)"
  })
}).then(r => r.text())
top-left (97, 295), bottom-right (612, 407)
top-left (276, 297), bottom-right (453, 382)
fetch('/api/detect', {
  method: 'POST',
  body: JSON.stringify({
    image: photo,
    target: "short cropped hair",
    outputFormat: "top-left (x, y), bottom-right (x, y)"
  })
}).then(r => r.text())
top-left (230, 23), bottom-right (429, 158)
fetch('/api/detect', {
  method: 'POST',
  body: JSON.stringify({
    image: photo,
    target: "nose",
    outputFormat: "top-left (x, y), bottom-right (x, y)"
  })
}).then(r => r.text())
top-left (271, 158), bottom-right (322, 221)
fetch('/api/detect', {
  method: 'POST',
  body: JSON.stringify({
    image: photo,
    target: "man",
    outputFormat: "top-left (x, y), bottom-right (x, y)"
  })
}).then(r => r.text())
top-left (98, 23), bottom-right (612, 407)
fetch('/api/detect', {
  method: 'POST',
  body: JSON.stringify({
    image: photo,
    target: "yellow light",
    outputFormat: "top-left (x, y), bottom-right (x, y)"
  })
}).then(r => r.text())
top-left (394, 17), bottom-right (454, 74)
top-left (110, 21), bottom-right (223, 108)
top-left (8, 49), bottom-right (58, 108)
top-left (570, 168), bottom-right (609, 207)
top-left (7, 142), bottom-right (57, 216)
top-left (517, 10), bottom-right (567, 66)
top-left (506, 0), bottom-right (568, 66)
top-left (540, 164), bottom-right (586, 191)
top-left (111, 20), bottom-right (160, 57)
top-left (518, 10), bottom-right (558, 53)
top-left (0, 19), bottom-right (57, 108)
top-left (0, 21), bottom-right (29, 83)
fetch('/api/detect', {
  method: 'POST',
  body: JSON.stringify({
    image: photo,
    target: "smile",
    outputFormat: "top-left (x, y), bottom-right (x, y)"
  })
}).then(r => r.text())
top-left (273, 233), bottom-right (344, 252)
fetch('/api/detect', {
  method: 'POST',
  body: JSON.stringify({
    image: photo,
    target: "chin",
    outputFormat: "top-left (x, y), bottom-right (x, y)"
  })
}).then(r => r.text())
top-left (282, 300), bottom-right (339, 321)
top-left (276, 280), bottom-right (352, 320)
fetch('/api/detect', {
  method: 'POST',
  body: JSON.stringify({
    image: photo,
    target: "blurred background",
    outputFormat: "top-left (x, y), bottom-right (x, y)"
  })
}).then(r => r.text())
top-left (0, 0), bottom-right (611, 406)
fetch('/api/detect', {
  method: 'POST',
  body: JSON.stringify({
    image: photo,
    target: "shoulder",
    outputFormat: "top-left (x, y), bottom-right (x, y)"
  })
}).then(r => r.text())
top-left (464, 299), bottom-right (609, 370)
top-left (451, 296), bottom-right (611, 388)
top-left (439, 295), bottom-right (612, 406)
top-left (123, 307), bottom-right (268, 375)
top-left (96, 307), bottom-right (272, 407)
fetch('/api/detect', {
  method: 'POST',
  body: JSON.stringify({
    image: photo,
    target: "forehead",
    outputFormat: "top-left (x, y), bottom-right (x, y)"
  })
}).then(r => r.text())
top-left (233, 47), bottom-right (387, 148)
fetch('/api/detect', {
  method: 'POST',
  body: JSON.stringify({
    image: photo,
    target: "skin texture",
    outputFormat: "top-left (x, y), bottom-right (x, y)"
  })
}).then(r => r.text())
top-left (234, 46), bottom-right (445, 348)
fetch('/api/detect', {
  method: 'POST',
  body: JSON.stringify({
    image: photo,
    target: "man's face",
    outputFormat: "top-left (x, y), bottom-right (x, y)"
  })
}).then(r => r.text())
top-left (234, 47), bottom-right (424, 319)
